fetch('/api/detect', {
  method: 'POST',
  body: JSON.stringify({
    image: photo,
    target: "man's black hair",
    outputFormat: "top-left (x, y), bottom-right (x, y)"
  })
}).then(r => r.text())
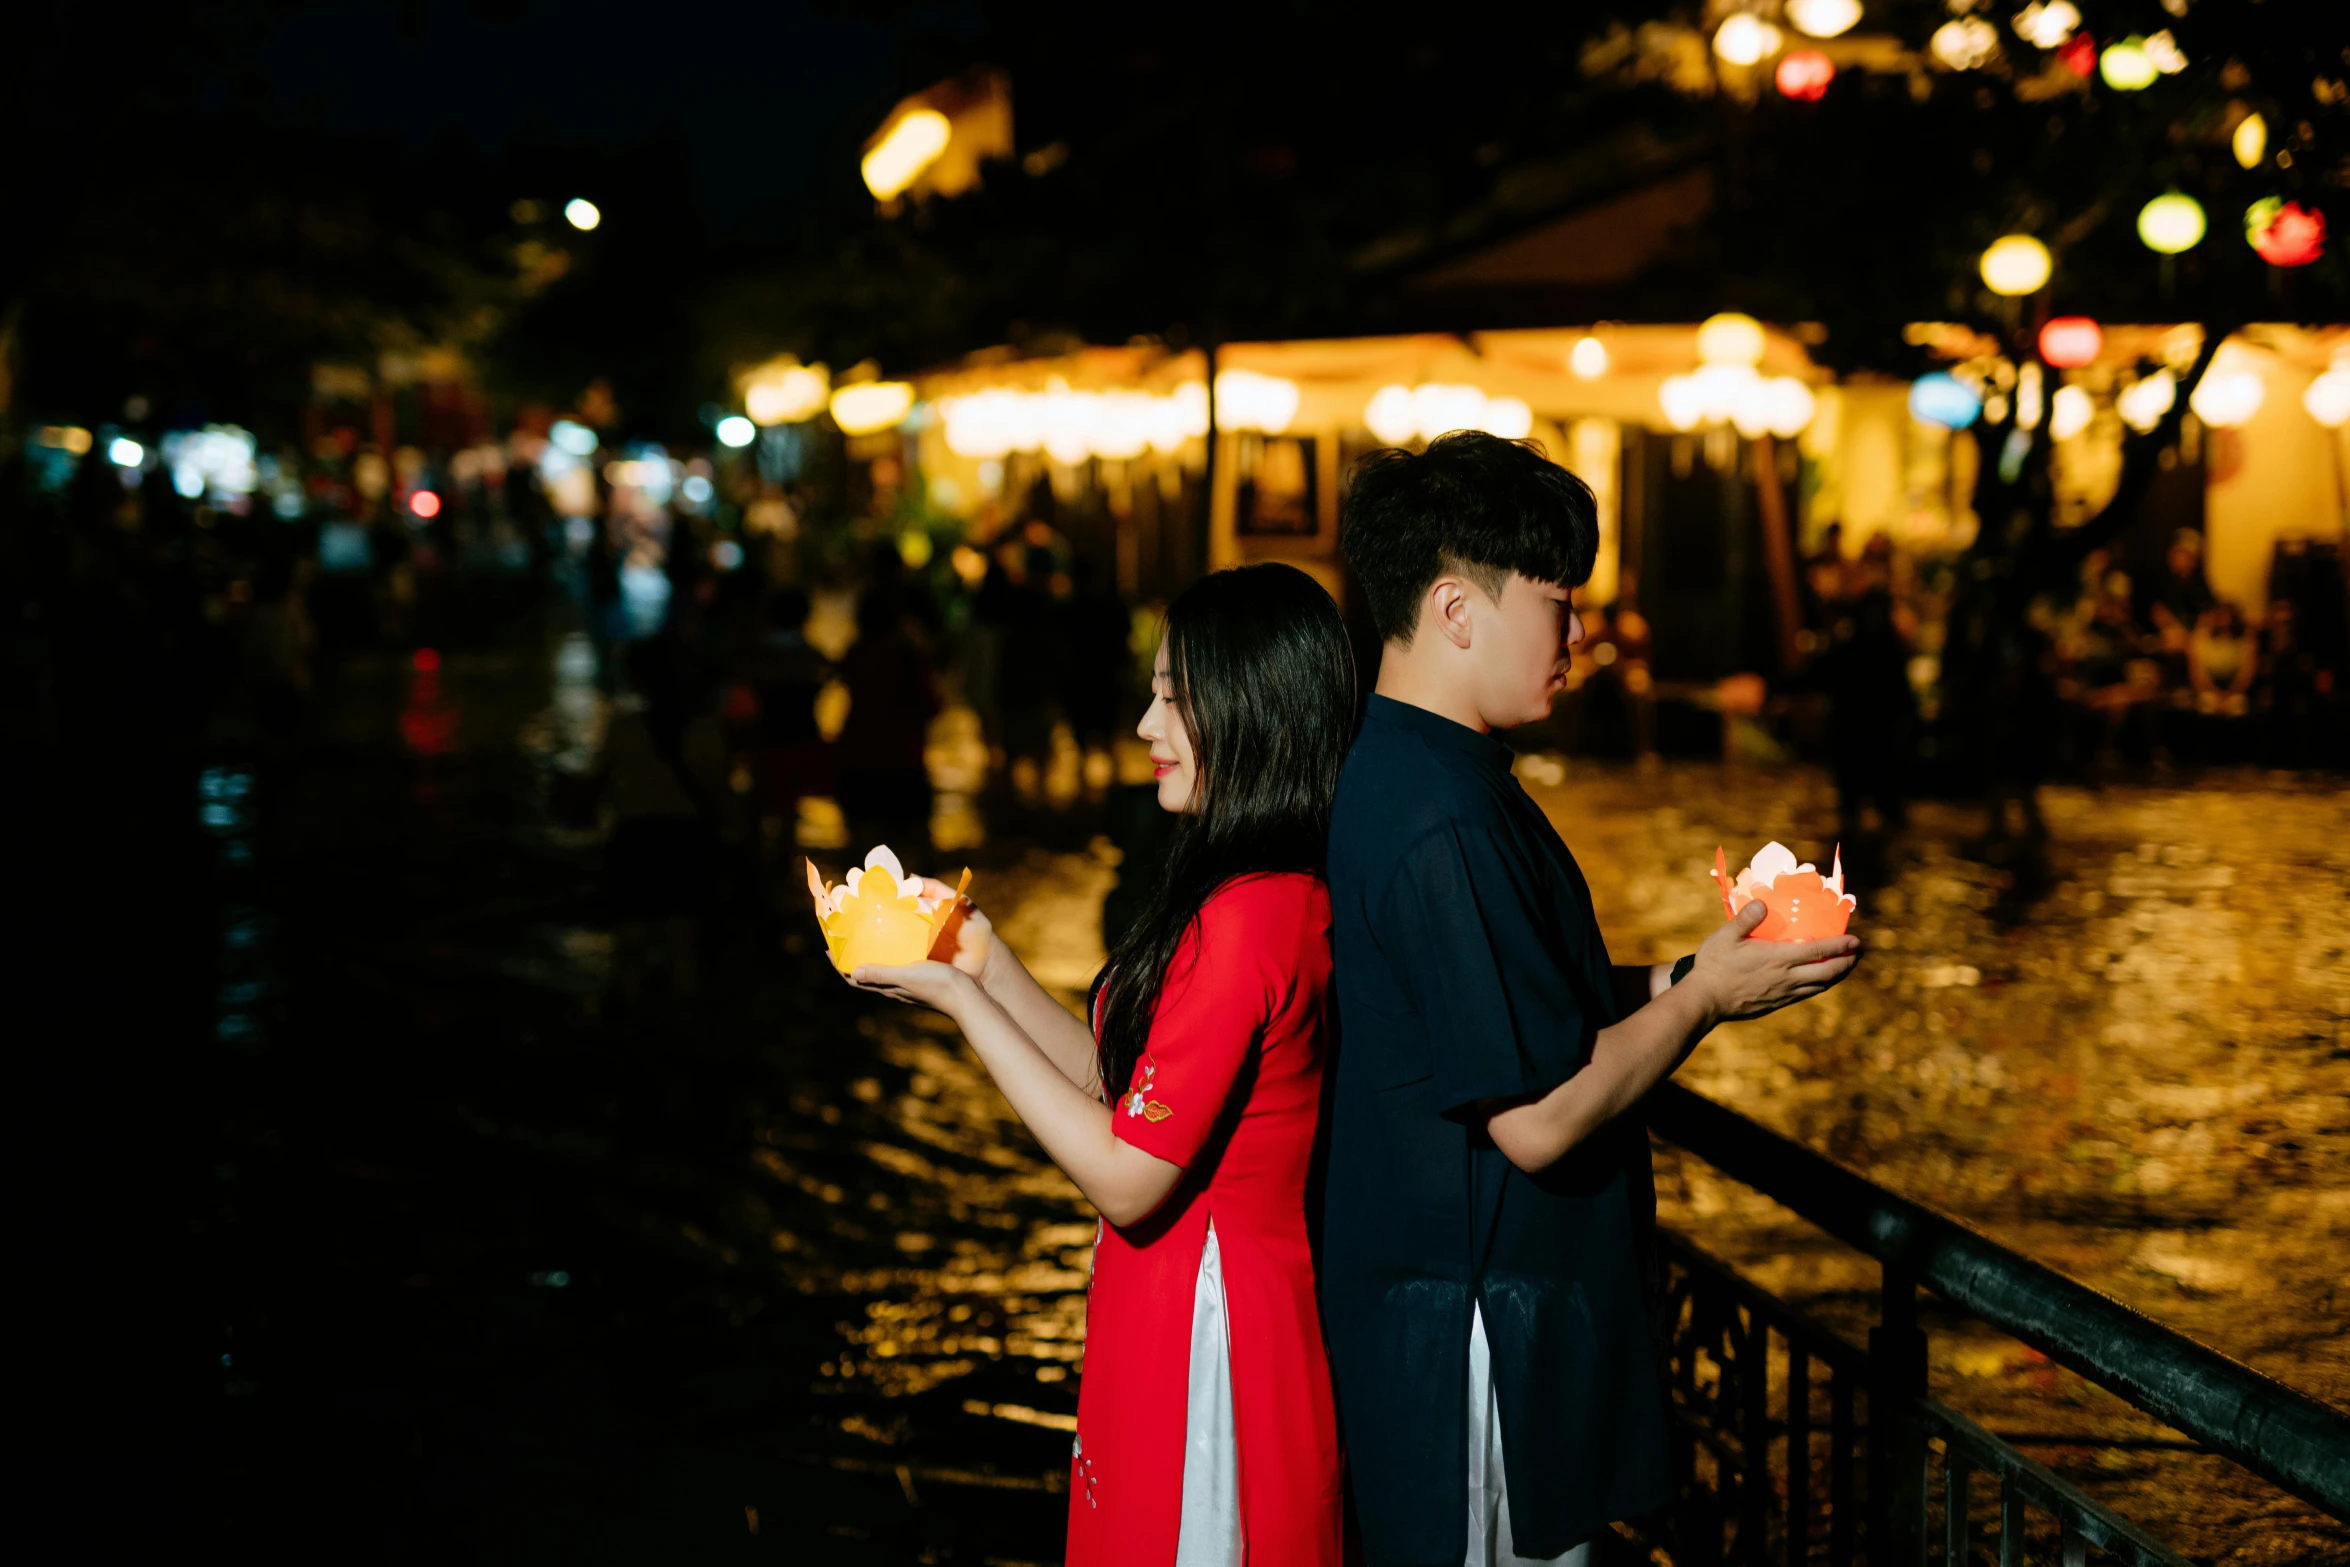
top-left (1339, 430), bottom-right (1599, 646)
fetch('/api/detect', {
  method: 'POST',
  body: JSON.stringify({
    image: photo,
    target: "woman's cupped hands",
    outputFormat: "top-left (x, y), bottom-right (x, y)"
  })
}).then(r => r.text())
top-left (845, 876), bottom-right (996, 1015)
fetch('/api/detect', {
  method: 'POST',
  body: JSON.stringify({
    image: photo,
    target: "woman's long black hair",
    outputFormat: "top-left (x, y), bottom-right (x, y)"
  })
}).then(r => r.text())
top-left (1092, 563), bottom-right (1356, 1101)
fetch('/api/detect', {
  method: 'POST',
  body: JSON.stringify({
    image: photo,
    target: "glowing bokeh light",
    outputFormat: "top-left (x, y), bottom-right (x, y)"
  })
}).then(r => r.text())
top-left (1980, 235), bottom-right (2052, 296)
top-left (2233, 114), bottom-right (2267, 171)
top-left (1776, 50), bottom-right (1835, 101)
top-left (409, 490), bottom-right (442, 519)
top-left (2099, 39), bottom-right (2158, 91)
top-left (1569, 336), bottom-right (1609, 378)
top-left (2050, 385), bottom-right (2094, 440)
top-left (2037, 317), bottom-right (2103, 369)
top-left (563, 198), bottom-right (601, 231)
top-left (2303, 364), bottom-right (2350, 428)
top-left (1696, 312), bottom-right (1767, 367)
top-left (1909, 372), bottom-right (1982, 430)
top-left (2137, 193), bottom-right (2206, 254)
top-left (1930, 17), bottom-right (1999, 71)
top-left (862, 108), bottom-right (952, 202)
top-left (2012, 1), bottom-right (2079, 49)
top-left (1712, 14), bottom-right (1783, 67)
top-left (2244, 199), bottom-right (2326, 268)
top-left (108, 437), bottom-right (144, 467)
top-left (715, 415), bottom-right (756, 448)
top-left (1785, 0), bottom-right (1860, 40)
top-left (2117, 370), bottom-right (2175, 433)
top-left (829, 381), bottom-right (916, 436)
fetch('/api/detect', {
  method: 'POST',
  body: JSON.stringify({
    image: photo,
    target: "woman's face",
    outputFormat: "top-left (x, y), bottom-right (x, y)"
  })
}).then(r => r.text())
top-left (1135, 639), bottom-right (1199, 814)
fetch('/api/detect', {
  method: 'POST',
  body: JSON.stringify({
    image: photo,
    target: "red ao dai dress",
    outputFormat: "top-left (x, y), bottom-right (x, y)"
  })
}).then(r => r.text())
top-left (1067, 873), bottom-right (1344, 1567)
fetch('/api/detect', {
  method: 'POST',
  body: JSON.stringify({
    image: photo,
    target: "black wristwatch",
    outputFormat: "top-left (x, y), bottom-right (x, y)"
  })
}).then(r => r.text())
top-left (1669, 954), bottom-right (1697, 987)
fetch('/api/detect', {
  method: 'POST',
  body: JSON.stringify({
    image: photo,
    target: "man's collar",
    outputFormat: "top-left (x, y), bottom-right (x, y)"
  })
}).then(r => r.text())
top-left (1364, 693), bottom-right (1515, 772)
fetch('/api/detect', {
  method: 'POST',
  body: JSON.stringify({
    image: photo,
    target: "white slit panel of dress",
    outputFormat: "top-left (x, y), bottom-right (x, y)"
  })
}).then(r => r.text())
top-left (1174, 1223), bottom-right (1242, 1567)
top-left (1466, 1304), bottom-right (1590, 1567)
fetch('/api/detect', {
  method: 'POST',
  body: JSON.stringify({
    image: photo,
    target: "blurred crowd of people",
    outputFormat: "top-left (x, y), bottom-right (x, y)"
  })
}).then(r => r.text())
top-left (2049, 529), bottom-right (2339, 773)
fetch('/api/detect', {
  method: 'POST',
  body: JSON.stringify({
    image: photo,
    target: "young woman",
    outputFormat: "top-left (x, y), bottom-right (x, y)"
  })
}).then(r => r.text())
top-left (849, 562), bottom-right (1353, 1567)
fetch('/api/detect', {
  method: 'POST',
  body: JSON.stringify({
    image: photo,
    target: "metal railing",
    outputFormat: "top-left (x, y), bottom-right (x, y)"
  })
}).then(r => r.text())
top-left (1643, 1082), bottom-right (2350, 1564)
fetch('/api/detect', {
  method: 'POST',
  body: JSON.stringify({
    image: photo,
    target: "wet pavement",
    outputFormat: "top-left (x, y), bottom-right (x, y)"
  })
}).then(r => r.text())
top-left (190, 629), bottom-right (2344, 1564)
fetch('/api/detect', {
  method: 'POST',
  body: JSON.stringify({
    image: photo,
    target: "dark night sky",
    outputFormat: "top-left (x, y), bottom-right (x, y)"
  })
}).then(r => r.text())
top-left (255, 0), bottom-right (928, 232)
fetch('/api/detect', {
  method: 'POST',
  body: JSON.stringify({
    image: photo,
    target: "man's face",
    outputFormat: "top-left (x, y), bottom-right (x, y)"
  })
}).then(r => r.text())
top-left (1467, 573), bottom-right (1583, 729)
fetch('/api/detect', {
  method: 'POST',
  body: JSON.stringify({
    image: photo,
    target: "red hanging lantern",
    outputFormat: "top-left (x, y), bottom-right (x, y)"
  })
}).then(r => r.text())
top-left (1775, 50), bottom-right (1835, 102)
top-left (2059, 33), bottom-right (2096, 77)
top-left (2037, 316), bottom-right (2104, 369)
top-left (2245, 199), bottom-right (2327, 268)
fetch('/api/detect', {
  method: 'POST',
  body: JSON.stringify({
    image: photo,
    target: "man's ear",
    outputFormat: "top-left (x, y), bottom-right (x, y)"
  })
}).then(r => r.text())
top-left (1427, 576), bottom-right (1475, 650)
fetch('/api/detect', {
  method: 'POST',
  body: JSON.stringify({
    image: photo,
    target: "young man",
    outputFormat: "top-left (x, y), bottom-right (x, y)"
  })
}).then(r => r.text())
top-left (1322, 432), bottom-right (1860, 1566)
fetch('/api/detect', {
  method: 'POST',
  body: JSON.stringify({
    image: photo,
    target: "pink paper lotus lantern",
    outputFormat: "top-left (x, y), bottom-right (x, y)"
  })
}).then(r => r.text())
top-left (1712, 841), bottom-right (1857, 941)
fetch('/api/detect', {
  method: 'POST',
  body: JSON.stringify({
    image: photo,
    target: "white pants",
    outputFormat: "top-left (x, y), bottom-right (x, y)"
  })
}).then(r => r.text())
top-left (1466, 1304), bottom-right (1591, 1567)
top-left (1175, 1225), bottom-right (1242, 1567)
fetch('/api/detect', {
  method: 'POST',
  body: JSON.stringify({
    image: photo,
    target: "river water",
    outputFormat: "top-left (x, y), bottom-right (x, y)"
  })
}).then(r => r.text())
top-left (205, 640), bottom-right (2345, 1564)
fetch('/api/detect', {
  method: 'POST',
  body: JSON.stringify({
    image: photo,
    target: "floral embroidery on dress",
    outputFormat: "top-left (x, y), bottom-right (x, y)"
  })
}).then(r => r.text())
top-left (1122, 1053), bottom-right (1173, 1123)
top-left (1072, 1430), bottom-right (1099, 1508)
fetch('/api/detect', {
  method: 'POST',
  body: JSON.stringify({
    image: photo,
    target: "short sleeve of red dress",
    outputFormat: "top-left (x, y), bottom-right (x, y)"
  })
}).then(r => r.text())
top-left (1109, 875), bottom-right (1296, 1169)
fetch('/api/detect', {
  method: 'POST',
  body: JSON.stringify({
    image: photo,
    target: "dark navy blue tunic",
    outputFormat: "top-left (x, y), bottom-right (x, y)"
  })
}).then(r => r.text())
top-left (1321, 695), bottom-right (1671, 1565)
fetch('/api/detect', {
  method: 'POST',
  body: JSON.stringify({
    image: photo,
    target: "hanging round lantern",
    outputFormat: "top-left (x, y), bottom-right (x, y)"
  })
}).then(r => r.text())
top-left (2233, 113), bottom-right (2268, 171)
top-left (1786, 0), bottom-right (1861, 40)
top-left (2244, 199), bottom-right (2327, 268)
top-left (1775, 50), bottom-right (1835, 101)
top-left (2304, 365), bottom-right (2350, 428)
top-left (2011, 2), bottom-right (2080, 50)
top-left (2038, 317), bottom-right (2104, 368)
top-left (1697, 312), bottom-right (1768, 368)
top-left (2136, 193), bottom-right (2206, 254)
top-left (1980, 234), bottom-right (2052, 296)
top-left (2099, 38), bottom-right (2158, 91)
top-left (1909, 372), bottom-right (1982, 430)
top-left (1713, 14), bottom-right (1784, 67)
top-left (1930, 17), bottom-right (1999, 71)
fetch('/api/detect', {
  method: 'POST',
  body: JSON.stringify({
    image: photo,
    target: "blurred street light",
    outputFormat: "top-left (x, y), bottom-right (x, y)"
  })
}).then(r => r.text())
top-left (2137, 193), bottom-right (2206, 254)
top-left (863, 109), bottom-right (952, 201)
top-left (1712, 15), bottom-right (1783, 67)
top-left (2099, 39), bottom-right (2158, 92)
top-left (2233, 114), bottom-right (2268, 170)
top-left (108, 436), bottom-right (144, 467)
top-left (1980, 234), bottom-right (2052, 295)
top-left (1785, 0), bottom-right (1860, 41)
top-left (2038, 317), bottom-right (2103, 368)
top-left (563, 198), bottom-right (601, 231)
top-left (2011, 2), bottom-right (2079, 49)
top-left (715, 415), bottom-right (756, 448)
top-left (829, 381), bottom-right (916, 435)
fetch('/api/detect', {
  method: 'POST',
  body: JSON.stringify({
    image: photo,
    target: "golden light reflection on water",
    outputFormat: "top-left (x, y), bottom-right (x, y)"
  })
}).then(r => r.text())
top-left (1511, 759), bottom-right (2347, 1563)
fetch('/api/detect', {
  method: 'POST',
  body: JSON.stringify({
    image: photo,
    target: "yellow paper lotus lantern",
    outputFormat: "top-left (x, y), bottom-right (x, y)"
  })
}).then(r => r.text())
top-left (1980, 235), bottom-right (2051, 296)
top-left (2137, 193), bottom-right (2206, 254)
top-left (807, 847), bottom-right (970, 973)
